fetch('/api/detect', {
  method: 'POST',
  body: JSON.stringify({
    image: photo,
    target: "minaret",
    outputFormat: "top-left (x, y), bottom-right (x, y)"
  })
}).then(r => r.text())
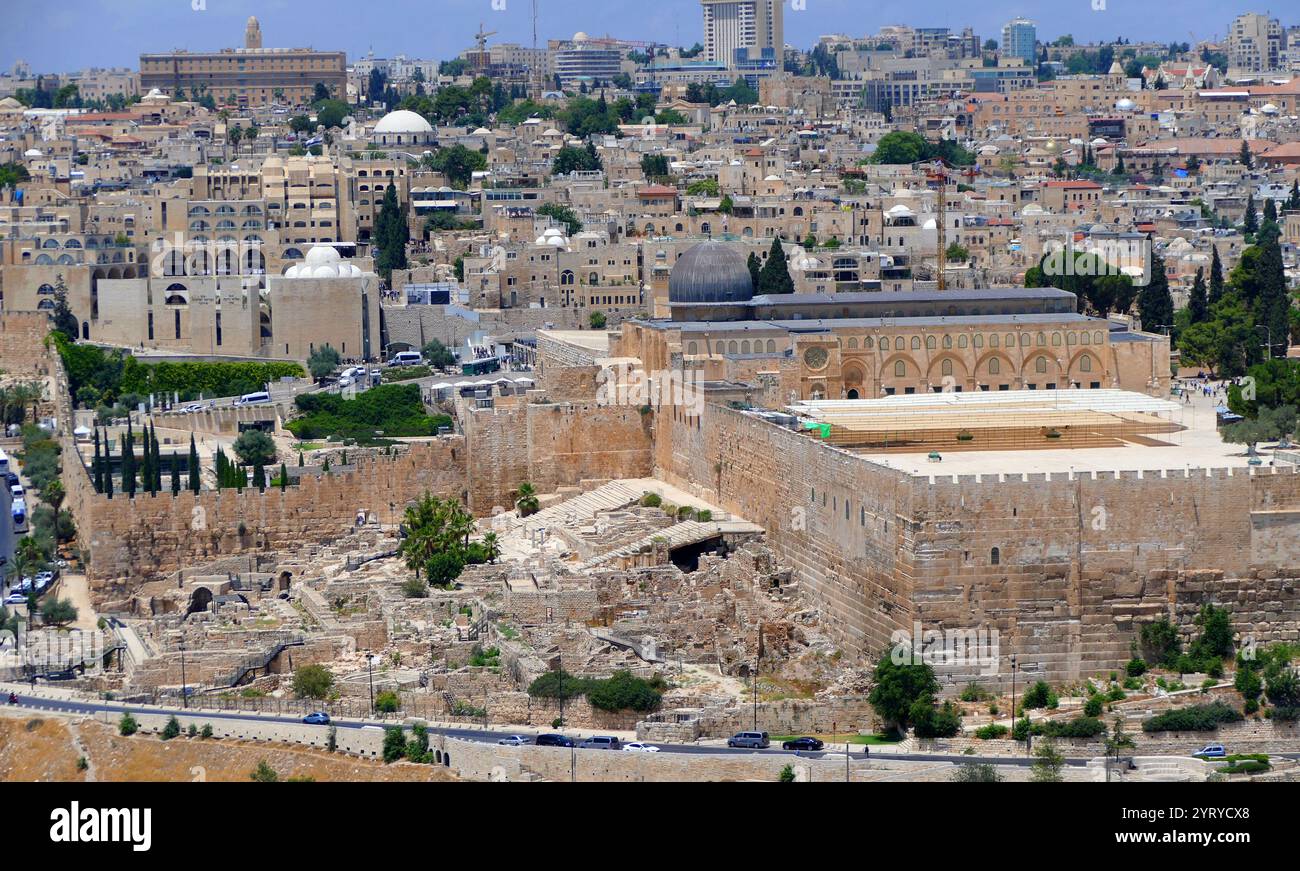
top-left (245, 16), bottom-right (263, 50)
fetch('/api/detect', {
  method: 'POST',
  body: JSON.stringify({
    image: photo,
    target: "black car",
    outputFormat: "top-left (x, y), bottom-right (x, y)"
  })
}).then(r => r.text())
top-left (781, 737), bottom-right (825, 752)
top-left (535, 733), bottom-right (575, 747)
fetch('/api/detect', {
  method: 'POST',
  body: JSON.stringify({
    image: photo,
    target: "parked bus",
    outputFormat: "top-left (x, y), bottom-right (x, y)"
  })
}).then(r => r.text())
top-left (0, 449), bottom-right (9, 474)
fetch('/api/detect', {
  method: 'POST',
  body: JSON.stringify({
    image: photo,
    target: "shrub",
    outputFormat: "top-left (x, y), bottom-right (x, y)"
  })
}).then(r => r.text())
top-left (696, 509), bottom-right (713, 522)
top-left (426, 551), bottom-right (466, 588)
top-left (249, 760), bottom-right (279, 782)
top-left (974, 723), bottom-right (1008, 740)
top-left (118, 713), bottom-right (138, 736)
top-left (1107, 686), bottom-right (1126, 702)
top-left (160, 716), bottom-right (181, 740)
top-left (1142, 701), bottom-right (1243, 733)
top-left (1083, 696), bottom-right (1103, 717)
top-left (1020, 681), bottom-right (1058, 710)
top-left (960, 682), bottom-right (991, 703)
top-left (187, 723), bottom-right (198, 738)
top-left (1125, 657), bottom-right (1147, 677)
top-left (402, 577), bottom-right (429, 599)
top-left (639, 492), bottom-right (662, 508)
top-left (1220, 759), bottom-right (1270, 775)
top-left (951, 762), bottom-right (1002, 782)
top-left (1140, 618), bottom-right (1182, 668)
top-left (779, 764), bottom-right (796, 783)
top-left (1034, 716), bottom-right (1106, 739)
top-left (374, 690), bottom-right (400, 714)
top-left (381, 727), bottom-right (407, 763)
top-left (586, 670), bottom-right (663, 713)
top-left (287, 383), bottom-right (450, 442)
top-left (200, 724), bottom-right (213, 739)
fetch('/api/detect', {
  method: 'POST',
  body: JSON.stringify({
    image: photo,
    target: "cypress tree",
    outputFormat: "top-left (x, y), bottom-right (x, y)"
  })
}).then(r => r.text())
top-left (104, 437), bottom-right (113, 500)
top-left (1187, 267), bottom-right (1208, 325)
top-left (1243, 193), bottom-right (1258, 237)
top-left (279, 462), bottom-right (288, 491)
top-left (758, 237), bottom-right (794, 295)
top-left (1239, 139), bottom-right (1253, 169)
top-left (140, 424), bottom-right (154, 496)
top-left (93, 429), bottom-right (103, 494)
top-left (746, 251), bottom-right (761, 292)
top-left (298, 450), bottom-right (304, 467)
top-left (171, 452), bottom-right (181, 495)
top-left (1208, 246), bottom-right (1225, 305)
top-left (188, 434), bottom-right (200, 492)
top-left (1257, 232), bottom-right (1288, 360)
top-left (1288, 180), bottom-right (1300, 212)
top-left (151, 425), bottom-right (163, 491)
top-left (121, 427), bottom-right (136, 498)
top-left (1263, 197), bottom-right (1277, 226)
top-left (252, 463), bottom-right (266, 491)
top-left (1137, 250), bottom-right (1173, 335)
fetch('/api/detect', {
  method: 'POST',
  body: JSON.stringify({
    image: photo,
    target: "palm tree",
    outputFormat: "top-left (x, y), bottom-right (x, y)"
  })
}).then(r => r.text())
top-left (482, 532), bottom-right (501, 564)
top-left (514, 482), bottom-right (539, 517)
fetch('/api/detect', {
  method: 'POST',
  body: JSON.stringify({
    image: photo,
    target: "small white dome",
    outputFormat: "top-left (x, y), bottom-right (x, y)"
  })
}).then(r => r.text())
top-left (1116, 98), bottom-right (1136, 112)
top-left (1261, 103), bottom-right (1279, 115)
top-left (373, 110), bottom-right (434, 135)
top-left (304, 245), bottom-right (341, 268)
top-left (23, 148), bottom-right (41, 158)
top-left (573, 31), bottom-right (589, 42)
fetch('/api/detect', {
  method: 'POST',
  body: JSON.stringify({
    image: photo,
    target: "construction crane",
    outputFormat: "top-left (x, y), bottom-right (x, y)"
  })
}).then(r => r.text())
top-left (474, 22), bottom-right (498, 55)
top-left (928, 160), bottom-right (951, 290)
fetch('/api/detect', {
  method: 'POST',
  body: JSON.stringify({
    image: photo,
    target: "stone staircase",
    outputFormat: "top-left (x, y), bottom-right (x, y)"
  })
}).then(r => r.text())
top-left (523, 481), bottom-right (644, 529)
top-left (1132, 757), bottom-right (1204, 782)
top-left (581, 520), bottom-right (730, 569)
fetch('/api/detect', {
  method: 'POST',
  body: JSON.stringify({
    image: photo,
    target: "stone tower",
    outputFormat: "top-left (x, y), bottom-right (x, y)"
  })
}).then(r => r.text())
top-left (245, 16), bottom-right (263, 50)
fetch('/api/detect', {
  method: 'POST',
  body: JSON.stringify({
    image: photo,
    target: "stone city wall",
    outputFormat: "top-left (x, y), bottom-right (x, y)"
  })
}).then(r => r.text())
top-left (68, 438), bottom-right (467, 606)
top-left (655, 403), bottom-right (1300, 684)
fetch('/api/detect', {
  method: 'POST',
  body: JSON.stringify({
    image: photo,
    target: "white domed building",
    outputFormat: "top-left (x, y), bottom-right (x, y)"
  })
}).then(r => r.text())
top-left (269, 245), bottom-right (381, 361)
top-left (371, 110), bottom-right (435, 147)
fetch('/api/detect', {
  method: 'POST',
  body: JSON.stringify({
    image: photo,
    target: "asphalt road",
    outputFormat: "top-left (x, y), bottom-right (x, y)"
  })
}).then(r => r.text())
top-left (3, 690), bottom-right (1091, 767)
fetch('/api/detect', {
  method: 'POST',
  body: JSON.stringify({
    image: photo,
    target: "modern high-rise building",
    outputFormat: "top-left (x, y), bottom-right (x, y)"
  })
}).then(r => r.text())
top-left (1227, 12), bottom-right (1284, 75)
top-left (1000, 17), bottom-right (1037, 64)
top-left (701, 0), bottom-right (783, 67)
top-left (139, 17), bottom-right (346, 108)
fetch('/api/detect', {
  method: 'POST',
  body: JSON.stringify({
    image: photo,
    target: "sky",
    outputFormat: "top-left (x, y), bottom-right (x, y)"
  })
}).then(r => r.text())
top-left (0, 0), bottom-right (1260, 74)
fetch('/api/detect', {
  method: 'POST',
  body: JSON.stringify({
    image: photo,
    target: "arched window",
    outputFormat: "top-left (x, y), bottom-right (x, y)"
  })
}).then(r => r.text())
top-left (991, 547), bottom-right (1001, 565)
top-left (37, 284), bottom-right (55, 296)
top-left (894, 360), bottom-right (906, 377)
top-left (687, 341), bottom-right (698, 355)
top-left (1094, 331), bottom-right (1104, 344)
top-left (728, 341), bottom-right (738, 354)
top-left (1019, 333), bottom-right (1030, 347)
top-left (741, 340), bottom-right (751, 354)
top-left (847, 338), bottom-right (858, 350)
top-left (1079, 355), bottom-right (1093, 372)
top-left (941, 359), bottom-right (953, 377)
top-left (989, 358), bottom-right (1001, 375)
top-left (911, 336), bottom-right (921, 350)
top-left (766, 339), bottom-right (776, 353)
top-left (925, 336), bottom-right (936, 350)
top-left (958, 335), bottom-right (968, 348)
top-left (943, 335), bottom-right (953, 349)
top-left (894, 337), bottom-right (904, 351)
top-left (1035, 357), bottom-right (1047, 374)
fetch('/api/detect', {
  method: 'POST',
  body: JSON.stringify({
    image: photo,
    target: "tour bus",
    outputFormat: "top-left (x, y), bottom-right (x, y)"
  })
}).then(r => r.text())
top-left (11, 498), bottom-right (27, 534)
top-left (0, 449), bottom-right (8, 474)
top-left (388, 351), bottom-right (424, 368)
top-left (236, 391), bottom-right (271, 406)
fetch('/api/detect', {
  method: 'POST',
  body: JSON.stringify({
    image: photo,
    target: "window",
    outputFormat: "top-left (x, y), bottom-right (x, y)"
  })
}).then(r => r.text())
top-left (941, 359), bottom-right (953, 377)
top-left (988, 358), bottom-right (1000, 375)
top-left (925, 336), bottom-right (936, 350)
top-left (1035, 357), bottom-right (1047, 374)
top-left (990, 547), bottom-right (1000, 565)
top-left (894, 360), bottom-right (906, 377)
top-left (1079, 355), bottom-right (1092, 372)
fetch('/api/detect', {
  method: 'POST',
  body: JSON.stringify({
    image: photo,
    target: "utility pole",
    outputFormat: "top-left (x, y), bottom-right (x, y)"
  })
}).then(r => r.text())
top-left (1009, 653), bottom-right (1018, 749)
top-left (179, 642), bottom-right (188, 709)
top-left (365, 649), bottom-right (375, 716)
top-left (557, 649), bottom-right (564, 728)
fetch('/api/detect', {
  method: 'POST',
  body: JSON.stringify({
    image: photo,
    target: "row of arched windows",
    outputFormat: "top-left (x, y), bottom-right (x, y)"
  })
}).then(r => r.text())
top-left (844, 330), bottom-right (1107, 353)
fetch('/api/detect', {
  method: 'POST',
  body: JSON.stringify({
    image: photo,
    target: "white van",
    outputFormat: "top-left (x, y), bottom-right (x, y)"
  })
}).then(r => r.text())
top-left (0, 449), bottom-right (8, 473)
top-left (11, 498), bottom-right (27, 533)
top-left (9, 483), bottom-right (22, 500)
top-left (236, 391), bottom-right (271, 406)
top-left (389, 351), bottom-right (423, 367)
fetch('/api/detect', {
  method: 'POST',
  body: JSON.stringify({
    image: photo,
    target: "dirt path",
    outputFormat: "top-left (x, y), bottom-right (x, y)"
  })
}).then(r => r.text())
top-left (53, 573), bottom-right (98, 631)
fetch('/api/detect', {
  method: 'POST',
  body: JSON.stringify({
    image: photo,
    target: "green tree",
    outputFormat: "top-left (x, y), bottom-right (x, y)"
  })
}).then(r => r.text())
top-left (233, 429), bottom-right (276, 468)
top-left (188, 433), bottom-right (201, 493)
top-left (1136, 251), bottom-right (1173, 334)
top-left (1187, 267), bottom-right (1208, 325)
top-left (758, 238), bottom-right (794, 295)
top-left (415, 339), bottom-right (454, 370)
top-left (249, 759), bottom-right (279, 782)
top-left (640, 153), bottom-right (670, 179)
top-left (589, 310), bottom-right (607, 330)
top-left (870, 130), bottom-right (929, 165)
top-left (425, 144), bottom-right (487, 189)
top-left (514, 482), bottom-right (539, 517)
top-left (746, 251), bottom-right (761, 291)
top-left (374, 184), bottom-right (409, 280)
top-left (1030, 737), bottom-right (1065, 782)
top-left (40, 597), bottom-right (77, 626)
top-left (951, 762), bottom-right (1002, 782)
top-left (1189, 603), bottom-right (1234, 664)
top-left (551, 145), bottom-right (601, 176)
top-left (308, 344), bottom-right (342, 381)
top-left (292, 664), bottom-right (334, 699)
top-left (867, 646), bottom-right (940, 732)
top-left (536, 202), bottom-right (582, 236)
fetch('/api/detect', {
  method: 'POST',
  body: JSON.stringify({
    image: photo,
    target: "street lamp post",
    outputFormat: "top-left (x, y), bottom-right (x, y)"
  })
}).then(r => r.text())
top-left (365, 649), bottom-right (375, 716)
top-left (179, 642), bottom-right (188, 709)
top-left (557, 649), bottom-right (564, 729)
top-left (1010, 653), bottom-right (1019, 749)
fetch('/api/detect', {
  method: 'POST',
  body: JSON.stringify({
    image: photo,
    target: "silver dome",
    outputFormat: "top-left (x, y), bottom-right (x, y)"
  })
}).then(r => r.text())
top-left (668, 241), bottom-right (753, 305)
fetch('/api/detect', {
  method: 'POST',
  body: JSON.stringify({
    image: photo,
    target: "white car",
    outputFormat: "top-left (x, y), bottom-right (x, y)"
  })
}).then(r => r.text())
top-left (497, 735), bottom-right (530, 746)
top-left (622, 742), bottom-right (660, 753)
top-left (184, 404), bottom-right (204, 414)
